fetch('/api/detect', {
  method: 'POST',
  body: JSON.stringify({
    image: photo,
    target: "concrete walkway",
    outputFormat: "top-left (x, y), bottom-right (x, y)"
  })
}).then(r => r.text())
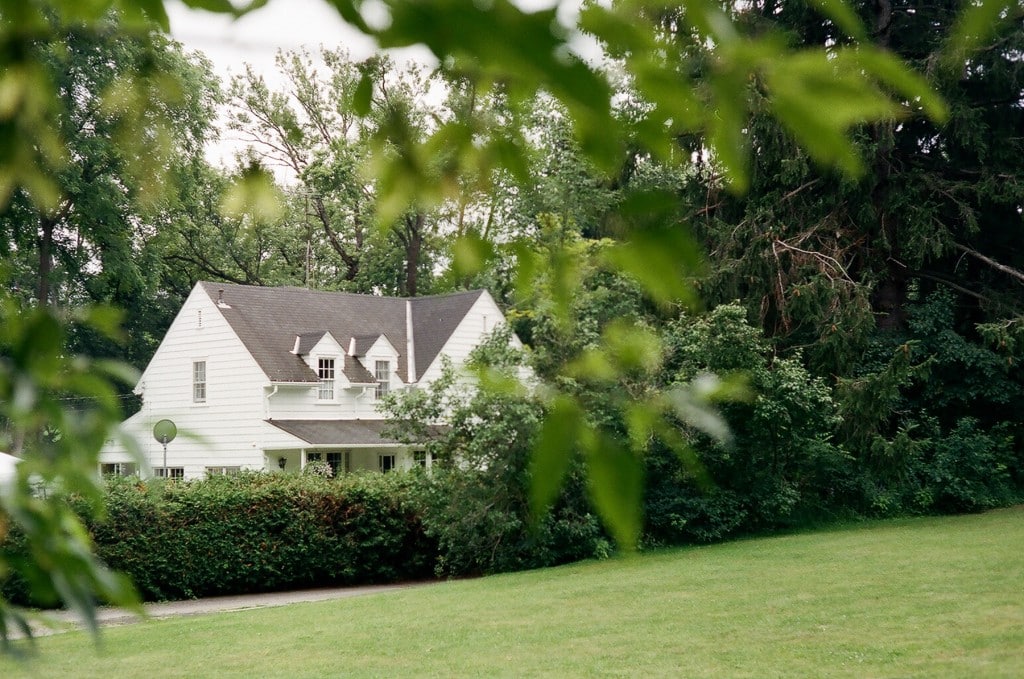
top-left (23, 581), bottom-right (433, 638)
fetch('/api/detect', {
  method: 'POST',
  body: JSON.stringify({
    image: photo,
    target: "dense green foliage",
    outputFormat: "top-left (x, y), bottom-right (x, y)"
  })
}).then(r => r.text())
top-left (0, 297), bottom-right (140, 639)
top-left (0, 14), bottom-right (220, 365)
top-left (646, 304), bottom-right (852, 543)
top-left (385, 329), bottom-right (612, 575)
top-left (678, 0), bottom-right (1024, 520)
top-left (3, 472), bottom-right (434, 604)
top-left (839, 291), bottom-right (1023, 516)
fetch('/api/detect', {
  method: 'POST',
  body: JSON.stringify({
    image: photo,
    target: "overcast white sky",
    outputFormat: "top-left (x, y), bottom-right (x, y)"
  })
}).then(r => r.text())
top-left (167, 0), bottom-right (392, 165)
top-left (167, 0), bottom-right (426, 83)
top-left (166, 0), bottom-right (589, 84)
top-left (166, 0), bottom-right (592, 166)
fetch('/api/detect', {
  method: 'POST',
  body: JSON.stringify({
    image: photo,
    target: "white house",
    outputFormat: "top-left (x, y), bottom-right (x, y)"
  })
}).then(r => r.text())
top-left (100, 282), bottom-right (515, 479)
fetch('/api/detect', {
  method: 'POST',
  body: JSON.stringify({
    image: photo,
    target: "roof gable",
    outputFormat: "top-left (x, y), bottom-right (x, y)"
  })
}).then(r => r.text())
top-left (199, 283), bottom-right (486, 385)
top-left (308, 332), bottom-right (344, 357)
top-left (363, 334), bottom-right (399, 358)
top-left (409, 290), bottom-right (487, 380)
top-left (293, 331), bottom-right (327, 356)
top-left (349, 335), bottom-right (380, 356)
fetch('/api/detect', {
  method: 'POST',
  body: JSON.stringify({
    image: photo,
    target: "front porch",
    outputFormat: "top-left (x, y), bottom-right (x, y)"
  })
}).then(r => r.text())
top-left (263, 418), bottom-right (440, 475)
top-left (269, 447), bottom-right (434, 475)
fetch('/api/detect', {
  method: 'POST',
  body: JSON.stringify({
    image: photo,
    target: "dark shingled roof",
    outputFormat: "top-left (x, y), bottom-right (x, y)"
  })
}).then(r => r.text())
top-left (199, 282), bottom-right (484, 384)
top-left (343, 355), bottom-right (375, 384)
top-left (267, 419), bottom-right (439, 446)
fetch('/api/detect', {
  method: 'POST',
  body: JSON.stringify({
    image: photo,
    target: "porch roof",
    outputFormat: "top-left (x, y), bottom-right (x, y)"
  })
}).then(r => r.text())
top-left (266, 419), bottom-right (439, 446)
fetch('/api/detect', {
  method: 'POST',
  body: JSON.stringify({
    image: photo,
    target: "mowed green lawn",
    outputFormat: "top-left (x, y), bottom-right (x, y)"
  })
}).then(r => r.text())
top-left (3, 506), bottom-right (1022, 678)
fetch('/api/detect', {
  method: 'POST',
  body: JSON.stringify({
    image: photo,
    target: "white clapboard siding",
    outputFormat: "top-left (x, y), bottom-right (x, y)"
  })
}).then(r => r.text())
top-left (102, 285), bottom-right (272, 475)
top-left (268, 383), bottom-right (383, 419)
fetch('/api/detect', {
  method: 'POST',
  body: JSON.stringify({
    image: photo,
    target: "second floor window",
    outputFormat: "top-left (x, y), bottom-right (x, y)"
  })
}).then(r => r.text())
top-left (318, 358), bottom-right (335, 400)
top-left (193, 361), bottom-right (206, 403)
top-left (375, 360), bottom-right (390, 400)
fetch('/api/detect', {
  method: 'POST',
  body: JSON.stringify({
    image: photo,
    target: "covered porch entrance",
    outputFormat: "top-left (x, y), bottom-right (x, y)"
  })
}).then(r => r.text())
top-left (264, 419), bottom-right (437, 475)
top-left (270, 447), bottom-right (417, 475)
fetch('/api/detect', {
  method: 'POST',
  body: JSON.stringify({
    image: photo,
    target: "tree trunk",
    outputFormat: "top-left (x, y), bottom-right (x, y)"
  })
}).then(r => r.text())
top-left (313, 195), bottom-right (360, 281)
top-left (402, 212), bottom-right (424, 297)
top-left (869, 0), bottom-right (905, 331)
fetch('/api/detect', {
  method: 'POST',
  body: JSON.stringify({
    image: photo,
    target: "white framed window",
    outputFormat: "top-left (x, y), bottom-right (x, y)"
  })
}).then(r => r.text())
top-left (375, 360), bottom-right (390, 400)
top-left (306, 451), bottom-right (346, 475)
top-left (206, 466), bottom-right (240, 476)
top-left (379, 454), bottom-right (396, 473)
top-left (326, 451), bottom-right (345, 475)
top-left (318, 358), bottom-right (335, 400)
top-left (193, 360), bottom-right (207, 403)
top-left (155, 467), bottom-right (184, 480)
top-left (100, 462), bottom-right (137, 477)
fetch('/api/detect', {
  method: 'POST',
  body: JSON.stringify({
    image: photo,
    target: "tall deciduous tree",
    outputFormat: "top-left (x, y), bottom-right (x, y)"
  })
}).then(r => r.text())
top-left (0, 15), bottom-right (219, 366)
top-left (226, 50), bottom-right (452, 296)
top-left (10, 26), bottom-right (216, 303)
top-left (0, 6), bottom-right (223, 643)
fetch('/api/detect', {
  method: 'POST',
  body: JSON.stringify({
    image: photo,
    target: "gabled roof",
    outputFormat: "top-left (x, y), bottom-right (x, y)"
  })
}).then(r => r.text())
top-left (199, 282), bottom-right (485, 384)
top-left (411, 292), bottom-right (493, 377)
top-left (294, 331), bottom-right (327, 356)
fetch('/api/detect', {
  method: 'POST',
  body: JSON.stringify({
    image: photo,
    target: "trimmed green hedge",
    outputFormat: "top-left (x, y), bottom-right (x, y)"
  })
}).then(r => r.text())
top-left (2, 465), bottom-right (609, 606)
top-left (3, 472), bottom-right (438, 603)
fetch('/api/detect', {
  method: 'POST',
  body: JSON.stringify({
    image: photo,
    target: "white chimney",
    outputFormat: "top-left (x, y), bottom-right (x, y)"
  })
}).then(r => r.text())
top-left (406, 300), bottom-right (416, 383)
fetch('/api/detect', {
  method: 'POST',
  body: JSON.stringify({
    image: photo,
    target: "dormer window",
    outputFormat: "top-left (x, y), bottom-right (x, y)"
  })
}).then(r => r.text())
top-left (318, 358), bottom-right (335, 400)
top-left (375, 360), bottom-right (390, 400)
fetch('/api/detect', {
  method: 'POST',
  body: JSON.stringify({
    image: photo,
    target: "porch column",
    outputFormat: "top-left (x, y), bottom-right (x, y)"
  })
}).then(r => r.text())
top-left (300, 448), bottom-right (307, 470)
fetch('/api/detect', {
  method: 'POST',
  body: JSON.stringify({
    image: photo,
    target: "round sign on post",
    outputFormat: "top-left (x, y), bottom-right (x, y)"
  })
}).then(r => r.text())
top-left (153, 419), bottom-right (177, 444)
top-left (153, 419), bottom-right (177, 476)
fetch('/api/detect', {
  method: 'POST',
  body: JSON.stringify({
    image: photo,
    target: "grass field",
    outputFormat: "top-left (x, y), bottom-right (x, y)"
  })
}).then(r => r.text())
top-left (3, 506), bottom-right (1022, 677)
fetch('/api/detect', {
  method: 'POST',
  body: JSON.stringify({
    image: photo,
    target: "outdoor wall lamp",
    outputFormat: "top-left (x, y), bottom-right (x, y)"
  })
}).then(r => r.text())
top-left (278, 457), bottom-right (286, 470)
